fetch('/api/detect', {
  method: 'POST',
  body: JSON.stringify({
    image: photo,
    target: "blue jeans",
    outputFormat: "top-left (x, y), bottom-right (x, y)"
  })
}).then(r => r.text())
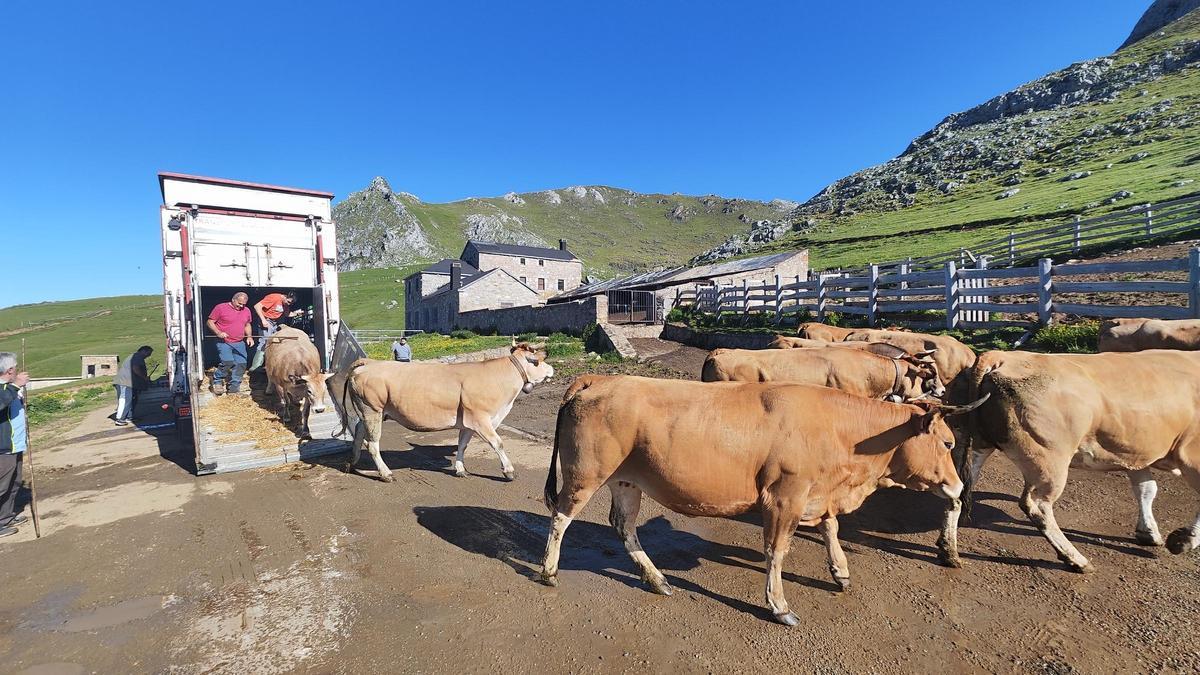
top-left (114, 384), bottom-right (135, 421)
top-left (214, 341), bottom-right (248, 392)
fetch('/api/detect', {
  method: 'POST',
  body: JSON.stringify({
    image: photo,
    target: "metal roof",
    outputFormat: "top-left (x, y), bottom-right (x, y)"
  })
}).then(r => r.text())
top-left (404, 259), bottom-right (481, 281)
top-left (157, 171), bottom-right (334, 200)
top-left (466, 240), bottom-right (579, 262)
top-left (548, 251), bottom-right (803, 302)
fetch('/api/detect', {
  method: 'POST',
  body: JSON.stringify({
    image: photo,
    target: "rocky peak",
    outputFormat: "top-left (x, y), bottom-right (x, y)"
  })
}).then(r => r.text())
top-left (1121, 0), bottom-right (1200, 49)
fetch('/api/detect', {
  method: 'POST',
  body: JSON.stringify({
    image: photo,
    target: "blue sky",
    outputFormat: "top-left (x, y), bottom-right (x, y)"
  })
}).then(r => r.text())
top-left (0, 1), bottom-right (1148, 306)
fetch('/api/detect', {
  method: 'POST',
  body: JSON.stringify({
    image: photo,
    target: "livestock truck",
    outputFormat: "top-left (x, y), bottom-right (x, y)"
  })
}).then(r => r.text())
top-left (159, 172), bottom-right (363, 473)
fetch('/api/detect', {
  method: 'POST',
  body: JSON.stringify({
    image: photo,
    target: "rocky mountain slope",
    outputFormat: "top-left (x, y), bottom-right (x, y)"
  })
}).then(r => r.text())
top-left (693, 5), bottom-right (1200, 269)
top-left (334, 178), bottom-right (787, 276)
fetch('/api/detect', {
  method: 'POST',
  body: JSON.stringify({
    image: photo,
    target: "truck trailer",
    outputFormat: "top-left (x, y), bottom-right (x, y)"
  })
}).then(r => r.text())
top-left (159, 172), bottom-right (362, 473)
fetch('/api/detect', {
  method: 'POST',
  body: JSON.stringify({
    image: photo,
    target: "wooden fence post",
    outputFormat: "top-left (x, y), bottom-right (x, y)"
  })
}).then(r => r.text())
top-left (899, 260), bottom-right (910, 301)
top-left (1008, 232), bottom-right (1016, 266)
top-left (944, 260), bottom-right (958, 330)
top-left (1190, 247), bottom-right (1200, 319)
top-left (1144, 205), bottom-right (1154, 236)
top-left (817, 274), bottom-right (828, 321)
top-left (1072, 216), bottom-right (1081, 254)
top-left (1037, 258), bottom-right (1052, 326)
top-left (867, 264), bottom-right (879, 327)
top-left (773, 274), bottom-right (783, 325)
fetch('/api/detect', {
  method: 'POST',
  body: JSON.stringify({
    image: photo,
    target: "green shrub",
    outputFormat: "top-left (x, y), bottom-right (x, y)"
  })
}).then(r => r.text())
top-left (449, 329), bottom-right (477, 339)
top-left (1033, 322), bottom-right (1099, 353)
top-left (580, 322), bottom-right (605, 352)
top-left (824, 312), bottom-right (844, 327)
top-left (516, 331), bottom-right (538, 343)
top-left (600, 351), bottom-right (624, 363)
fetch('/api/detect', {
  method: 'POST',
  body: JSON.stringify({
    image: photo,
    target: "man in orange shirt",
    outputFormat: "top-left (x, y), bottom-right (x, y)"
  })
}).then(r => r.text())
top-left (254, 291), bottom-right (296, 341)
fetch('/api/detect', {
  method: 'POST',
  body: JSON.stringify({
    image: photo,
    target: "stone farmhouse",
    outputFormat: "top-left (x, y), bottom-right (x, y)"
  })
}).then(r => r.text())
top-left (405, 240), bottom-right (583, 332)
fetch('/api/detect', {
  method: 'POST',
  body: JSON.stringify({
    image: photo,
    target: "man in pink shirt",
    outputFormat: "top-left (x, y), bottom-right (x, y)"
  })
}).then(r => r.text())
top-left (206, 292), bottom-right (255, 395)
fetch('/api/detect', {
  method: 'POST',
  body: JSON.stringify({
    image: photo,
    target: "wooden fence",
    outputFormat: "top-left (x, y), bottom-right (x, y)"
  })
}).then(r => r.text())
top-left (682, 248), bottom-right (1200, 330)
top-left (829, 193), bottom-right (1200, 278)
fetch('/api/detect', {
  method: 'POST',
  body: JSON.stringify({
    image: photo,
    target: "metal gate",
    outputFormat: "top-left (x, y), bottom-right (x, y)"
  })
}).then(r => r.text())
top-left (606, 290), bottom-right (659, 324)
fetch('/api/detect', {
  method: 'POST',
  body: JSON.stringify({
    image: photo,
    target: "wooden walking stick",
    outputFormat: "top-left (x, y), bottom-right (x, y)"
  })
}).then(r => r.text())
top-left (20, 338), bottom-right (41, 538)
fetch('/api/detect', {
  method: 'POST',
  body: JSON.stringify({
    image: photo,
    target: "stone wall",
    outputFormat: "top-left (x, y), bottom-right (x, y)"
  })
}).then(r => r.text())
top-left (660, 323), bottom-right (777, 350)
top-left (455, 296), bottom-right (606, 336)
top-left (81, 355), bottom-right (118, 378)
top-left (458, 271), bottom-right (541, 313)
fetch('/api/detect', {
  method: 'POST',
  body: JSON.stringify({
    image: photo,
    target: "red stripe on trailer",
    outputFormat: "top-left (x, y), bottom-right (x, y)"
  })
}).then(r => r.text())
top-left (180, 220), bottom-right (193, 305)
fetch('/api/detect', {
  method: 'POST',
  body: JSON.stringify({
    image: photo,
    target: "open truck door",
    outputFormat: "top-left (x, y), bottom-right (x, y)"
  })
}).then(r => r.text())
top-left (159, 172), bottom-right (355, 474)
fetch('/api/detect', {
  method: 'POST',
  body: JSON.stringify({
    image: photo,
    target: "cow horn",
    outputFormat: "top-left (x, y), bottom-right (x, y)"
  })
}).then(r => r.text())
top-left (938, 392), bottom-right (991, 417)
top-left (511, 337), bottom-right (518, 347)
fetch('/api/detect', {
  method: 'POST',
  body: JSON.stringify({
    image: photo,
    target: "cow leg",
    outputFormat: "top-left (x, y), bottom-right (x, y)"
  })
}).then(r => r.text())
top-left (361, 413), bottom-right (393, 482)
top-left (762, 506), bottom-right (801, 627)
top-left (467, 417), bottom-right (515, 481)
top-left (1128, 468), bottom-right (1164, 546)
top-left (819, 516), bottom-right (851, 591)
top-left (452, 428), bottom-right (472, 478)
top-left (276, 386), bottom-right (291, 422)
top-left (1019, 474), bottom-right (1093, 573)
top-left (346, 419), bottom-right (365, 472)
top-left (967, 445), bottom-right (996, 485)
top-left (1166, 466), bottom-right (1200, 554)
top-left (540, 484), bottom-right (600, 587)
top-left (936, 497), bottom-right (963, 568)
top-left (609, 481), bottom-right (672, 595)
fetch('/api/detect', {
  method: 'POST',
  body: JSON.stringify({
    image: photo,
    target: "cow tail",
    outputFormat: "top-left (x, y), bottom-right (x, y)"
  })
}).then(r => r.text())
top-left (960, 352), bottom-right (1001, 520)
top-left (334, 363), bottom-right (365, 439)
top-left (544, 402), bottom-right (567, 512)
top-left (544, 376), bottom-right (600, 512)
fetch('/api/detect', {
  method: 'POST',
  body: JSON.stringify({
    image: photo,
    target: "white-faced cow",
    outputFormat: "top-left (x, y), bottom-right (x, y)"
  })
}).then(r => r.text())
top-left (1098, 318), bottom-right (1200, 352)
top-left (955, 349), bottom-right (1200, 573)
top-left (263, 325), bottom-right (332, 438)
top-left (701, 346), bottom-right (944, 401)
top-left (539, 374), bottom-right (986, 625)
top-left (340, 341), bottom-right (553, 482)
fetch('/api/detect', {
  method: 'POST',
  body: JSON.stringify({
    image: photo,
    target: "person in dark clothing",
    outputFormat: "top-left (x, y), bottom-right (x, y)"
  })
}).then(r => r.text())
top-left (0, 351), bottom-right (29, 538)
top-left (113, 346), bottom-right (153, 426)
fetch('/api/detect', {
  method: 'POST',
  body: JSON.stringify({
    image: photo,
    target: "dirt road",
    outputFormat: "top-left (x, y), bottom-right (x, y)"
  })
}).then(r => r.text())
top-left (1, 376), bottom-right (1199, 673)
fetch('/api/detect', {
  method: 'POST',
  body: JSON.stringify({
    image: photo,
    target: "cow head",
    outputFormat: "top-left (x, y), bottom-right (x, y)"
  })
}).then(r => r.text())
top-left (883, 394), bottom-right (990, 499)
top-left (289, 372), bottom-right (333, 413)
top-left (900, 350), bottom-right (945, 400)
top-left (511, 342), bottom-right (554, 393)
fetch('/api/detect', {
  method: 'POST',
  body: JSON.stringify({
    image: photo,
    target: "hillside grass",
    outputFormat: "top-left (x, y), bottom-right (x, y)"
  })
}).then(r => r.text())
top-left (755, 13), bottom-right (1200, 270)
top-left (337, 264), bottom-right (424, 329)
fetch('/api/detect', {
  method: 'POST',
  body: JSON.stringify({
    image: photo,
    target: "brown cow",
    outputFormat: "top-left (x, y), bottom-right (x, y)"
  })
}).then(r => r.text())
top-left (956, 349), bottom-right (1200, 573)
top-left (340, 341), bottom-right (553, 482)
top-left (701, 347), bottom-right (944, 401)
top-left (1098, 318), bottom-right (1200, 352)
top-left (796, 322), bottom-right (857, 341)
top-left (263, 325), bottom-right (332, 437)
top-left (767, 335), bottom-right (926, 361)
top-left (539, 375), bottom-right (986, 625)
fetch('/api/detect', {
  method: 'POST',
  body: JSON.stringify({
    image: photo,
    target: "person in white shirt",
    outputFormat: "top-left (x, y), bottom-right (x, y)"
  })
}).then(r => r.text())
top-left (391, 337), bottom-right (412, 362)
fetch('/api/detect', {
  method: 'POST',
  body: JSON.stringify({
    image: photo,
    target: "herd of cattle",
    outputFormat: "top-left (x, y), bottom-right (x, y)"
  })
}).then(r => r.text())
top-left (261, 316), bottom-right (1200, 626)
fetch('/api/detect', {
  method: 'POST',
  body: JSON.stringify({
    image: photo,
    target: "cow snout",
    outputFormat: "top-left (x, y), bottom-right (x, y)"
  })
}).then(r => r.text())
top-left (935, 480), bottom-right (963, 500)
top-left (312, 402), bottom-right (326, 413)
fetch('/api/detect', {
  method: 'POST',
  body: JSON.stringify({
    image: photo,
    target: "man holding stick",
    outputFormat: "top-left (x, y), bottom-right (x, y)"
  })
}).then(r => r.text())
top-left (0, 352), bottom-right (29, 538)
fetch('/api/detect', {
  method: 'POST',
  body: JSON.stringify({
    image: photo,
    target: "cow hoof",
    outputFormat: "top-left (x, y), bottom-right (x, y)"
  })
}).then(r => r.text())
top-left (774, 611), bottom-right (799, 627)
top-left (938, 552), bottom-right (963, 569)
top-left (343, 463), bottom-right (354, 473)
top-left (1135, 529), bottom-right (1165, 547)
top-left (540, 572), bottom-right (558, 587)
top-left (648, 579), bottom-right (674, 596)
top-left (1064, 560), bottom-right (1095, 574)
top-left (503, 470), bottom-right (515, 481)
top-left (454, 469), bottom-right (469, 478)
top-left (1166, 528), bottom-right (1194, 555)
top-left (834, 576), bottom-right (851, 592)
top-left (382, 473), bottom-right (396, 483)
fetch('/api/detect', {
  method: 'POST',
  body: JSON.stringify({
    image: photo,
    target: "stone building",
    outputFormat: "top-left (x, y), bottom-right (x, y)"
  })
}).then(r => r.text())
top-left (81, 355), bottom-right (118, 378)
top-left (461, 240), bottom-right (583, 299)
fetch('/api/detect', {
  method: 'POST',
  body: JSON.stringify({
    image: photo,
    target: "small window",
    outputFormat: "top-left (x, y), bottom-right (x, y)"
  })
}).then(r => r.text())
top-left (520, 257), bottom-right (526, 265)
top-left (538, 278), bottom-right (545, 291)
top-left (538, 259), bottom-right (544, 267)
top-left (520, 276), bottom-right (527, 283)
top-left (557, 279), bottom-right (565, 291)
